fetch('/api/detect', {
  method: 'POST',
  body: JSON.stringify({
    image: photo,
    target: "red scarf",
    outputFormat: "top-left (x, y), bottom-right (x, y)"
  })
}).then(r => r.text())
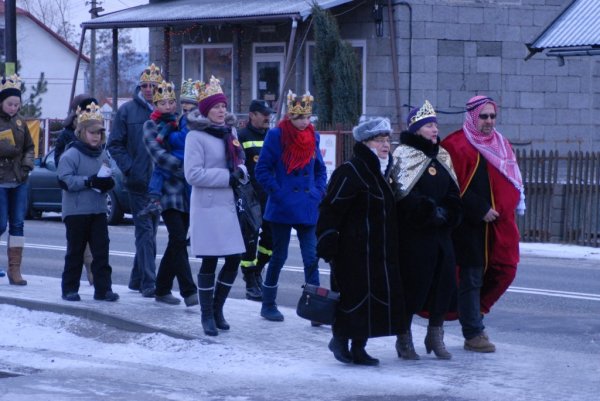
top-left (279, 118), bottom-right (316, 174)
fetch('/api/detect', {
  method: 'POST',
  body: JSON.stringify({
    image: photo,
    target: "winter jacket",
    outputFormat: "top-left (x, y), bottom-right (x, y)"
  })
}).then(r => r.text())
top-left (254, 126), bottom-right (327, 225)
top-left (316, 142), bottom-right (405, 339)
top-left (57, 144), bottom-right (111, 219)
top-left (183, 110), bottom-right (245, 257)
top-left (143, 120), bottom-right (188, 213)
top-left (54, 126), bottom-right (77, 166)
top-left (107, 89), bottom-right (153, 193)
top-left (238, 122), bottom-right (267, 200)
top-left (0, 111), bottom-right (35, 185)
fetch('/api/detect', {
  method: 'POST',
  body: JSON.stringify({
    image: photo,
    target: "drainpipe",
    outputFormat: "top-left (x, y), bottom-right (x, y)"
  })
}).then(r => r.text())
top-left (275, 18), bottom-right (299, 121)
top-left (388, 1), bottom-right (412, 131)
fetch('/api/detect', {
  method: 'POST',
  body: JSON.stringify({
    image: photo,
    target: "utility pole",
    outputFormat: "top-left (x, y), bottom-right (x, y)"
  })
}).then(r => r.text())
top-left (88, 0), bottom-right (104, 96)
top-left (4, 0), bottom-right (17, 75)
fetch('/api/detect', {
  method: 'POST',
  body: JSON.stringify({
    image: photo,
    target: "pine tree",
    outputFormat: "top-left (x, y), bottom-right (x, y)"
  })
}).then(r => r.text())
top-left (311, 4), bottom-right (360, 126)
top-left (20, 72), bottom-right (48, 118)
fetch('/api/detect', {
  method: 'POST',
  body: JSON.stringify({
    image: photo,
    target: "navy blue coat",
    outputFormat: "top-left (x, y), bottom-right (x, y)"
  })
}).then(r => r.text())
top-left (255, 126), bottom-right (327, 225)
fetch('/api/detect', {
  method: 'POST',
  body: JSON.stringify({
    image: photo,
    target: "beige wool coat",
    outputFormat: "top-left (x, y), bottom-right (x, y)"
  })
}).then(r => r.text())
top-left (184, 111), bottom-right (245, 257)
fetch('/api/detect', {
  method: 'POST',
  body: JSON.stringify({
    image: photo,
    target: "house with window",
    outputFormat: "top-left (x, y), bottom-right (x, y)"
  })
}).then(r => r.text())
top-left (80, 0), bottom-right (600, 151)
top-left (0, 1), bottom-right (88, 119)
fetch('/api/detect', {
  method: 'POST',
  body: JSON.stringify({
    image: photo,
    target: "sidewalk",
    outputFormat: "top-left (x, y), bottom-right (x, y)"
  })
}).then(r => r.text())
top-left (0, 271), bottom-right (597, 401)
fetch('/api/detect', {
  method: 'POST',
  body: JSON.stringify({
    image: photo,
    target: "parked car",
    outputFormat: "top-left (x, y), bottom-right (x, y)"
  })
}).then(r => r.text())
top-left (27, 148), bottom-right (131, 225)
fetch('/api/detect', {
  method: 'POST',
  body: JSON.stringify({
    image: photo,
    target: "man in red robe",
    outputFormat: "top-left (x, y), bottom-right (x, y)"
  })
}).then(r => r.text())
top-left (441, 96), bottom-right (525, 353)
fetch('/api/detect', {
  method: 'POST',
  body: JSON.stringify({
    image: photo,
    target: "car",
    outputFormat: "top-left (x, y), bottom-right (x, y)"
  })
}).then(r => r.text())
top-left (27, 148), bottom-right (131, 225)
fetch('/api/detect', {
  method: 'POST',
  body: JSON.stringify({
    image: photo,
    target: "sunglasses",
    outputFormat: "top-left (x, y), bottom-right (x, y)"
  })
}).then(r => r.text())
top-left (479, 113), bottom-right (496, 120)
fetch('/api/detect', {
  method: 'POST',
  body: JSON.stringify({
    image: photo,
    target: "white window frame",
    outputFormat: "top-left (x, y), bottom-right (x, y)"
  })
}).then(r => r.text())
top-left (181, 43), bottom-right (234, 111)
top-left (251, 42), bottom-right (286, 102)
top-left (305, 39), bottom-right (367, 116)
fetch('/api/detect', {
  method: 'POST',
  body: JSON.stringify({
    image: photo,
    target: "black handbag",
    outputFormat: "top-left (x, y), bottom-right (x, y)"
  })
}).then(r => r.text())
top-left (232, 181), bottom-right (263, 250)
top-left (296, 283), bottom-right (340, 325)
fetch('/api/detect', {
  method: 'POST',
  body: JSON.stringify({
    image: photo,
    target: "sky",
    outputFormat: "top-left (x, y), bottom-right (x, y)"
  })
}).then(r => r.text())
top-left (68, 0), bottom-right (150, 51)
top-left (0, 242), bottom-right (598, 400)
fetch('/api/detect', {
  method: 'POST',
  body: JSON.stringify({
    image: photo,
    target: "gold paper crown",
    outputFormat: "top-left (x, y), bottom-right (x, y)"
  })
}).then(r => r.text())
top-left (139, 63), bottom-right (163, 85)
top-left (0, 74), bottom-right (22, 91)
top-left (409, 100), bottom-right (436, 126)
top-left (77, 102), bottom-right (103, 125)
top-left (153, 81), bottom-right (176, 104)
top-left (180, 78), bottom-right (201, 103)
top-left (286, 90), bottom-right (313, 115)
top-left (197, 75), bottom-right (224, 103)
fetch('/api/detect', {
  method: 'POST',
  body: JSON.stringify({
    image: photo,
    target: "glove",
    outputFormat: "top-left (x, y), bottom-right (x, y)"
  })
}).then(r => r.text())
top-left (86, 174), bottom-right (115, 192)
top-left (229, 168), bottom-right (245, 187)
top-left (429, 206), bottom-right (448, 227)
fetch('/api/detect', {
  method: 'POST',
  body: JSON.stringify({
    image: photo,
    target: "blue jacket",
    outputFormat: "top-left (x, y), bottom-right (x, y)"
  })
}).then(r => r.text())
top-left (255, 126), bottom-right (327, 225)
top-left (107, 89), bottom-right (153, 193)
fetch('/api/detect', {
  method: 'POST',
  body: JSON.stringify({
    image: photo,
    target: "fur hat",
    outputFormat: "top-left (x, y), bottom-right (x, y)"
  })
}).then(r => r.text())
top-left (352, 117), bottom-right (392, 142)
top-left (407, 100), bottom-right (437, 133)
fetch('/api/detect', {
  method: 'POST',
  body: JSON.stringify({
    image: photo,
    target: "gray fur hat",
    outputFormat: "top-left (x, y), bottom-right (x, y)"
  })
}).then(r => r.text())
top-left (352, 117), bottom-right (392, 142)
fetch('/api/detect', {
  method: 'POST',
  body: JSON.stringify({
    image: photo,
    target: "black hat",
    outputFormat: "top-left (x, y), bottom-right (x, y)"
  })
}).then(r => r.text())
top-left (249, 99), bottom-right (274, 115)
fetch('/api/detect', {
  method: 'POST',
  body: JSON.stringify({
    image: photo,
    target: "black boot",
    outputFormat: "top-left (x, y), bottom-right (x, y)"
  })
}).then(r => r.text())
top-left (351, 339), bottom-right (379, 366)
top-left (198, 273), bottom-right (218, 336)
top-left (214, 268), bottom-right (238, 330)
top-left (242, 266), bottom-right (262, 301)
top-left (328, 335), bottom-right (352, 364)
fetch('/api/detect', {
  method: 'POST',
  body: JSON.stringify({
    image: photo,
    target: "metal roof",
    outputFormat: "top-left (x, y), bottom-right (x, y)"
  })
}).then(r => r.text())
top-left (81, 0), bottom-right (353, 29)
top-left (527, 0), bottom-right (600, 57)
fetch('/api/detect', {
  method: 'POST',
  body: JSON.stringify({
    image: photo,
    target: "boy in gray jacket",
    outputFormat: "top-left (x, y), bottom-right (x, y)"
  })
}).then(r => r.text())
top-left (57, 103), bottom-right (119, 302)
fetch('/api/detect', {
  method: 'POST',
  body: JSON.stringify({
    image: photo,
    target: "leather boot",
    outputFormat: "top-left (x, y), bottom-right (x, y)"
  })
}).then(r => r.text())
top-left (242, 265), bottom-right (262, 301)
top-left (350, 339), bottom-right (379, 366)
top-left (396, 330), bottom-right (420, 360)
top-left (260, 284), bottom-right (284, 321)
top-left (214, 268), bottom-right (238, 330)
top-left (424, 326), bottom-right (452, 360)
top-left (328, 335), bottom-right (352, 364)
top-left (7, 236), bottom-right (27, 286)
top-left (83, 243), bottom-right (94, 286)
top-left (197, 273), bottom-right (218, 336)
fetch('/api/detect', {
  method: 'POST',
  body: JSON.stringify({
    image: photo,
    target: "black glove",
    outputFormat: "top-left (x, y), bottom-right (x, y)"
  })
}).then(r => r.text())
top-left (429, 206), bottom-right (448, 227)
top-left (229, 168), bottom-right (245, 187)
top-left (86, 174), bottom-right (115, 192)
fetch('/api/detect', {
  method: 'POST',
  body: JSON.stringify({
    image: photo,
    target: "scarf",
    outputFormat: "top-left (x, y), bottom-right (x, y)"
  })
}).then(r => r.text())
top-left (205, 124), bottom-right (244, 172)
top-left (150, 111), bottom-right (178, 144)
top-left (278, 118), bottom-right (316, 174)
top-left (463, 97), bottom-right (526, 215)
top-left (72, 139), bottom-right (103, 158)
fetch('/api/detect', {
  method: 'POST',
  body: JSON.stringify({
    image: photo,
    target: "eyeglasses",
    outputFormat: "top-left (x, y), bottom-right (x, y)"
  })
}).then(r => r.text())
top-left (140, 83), bottom-right (156, 89)
top-left (370, 137), bottom-right (391, 145)
top-left (479, 113), bottom-right (496, 120)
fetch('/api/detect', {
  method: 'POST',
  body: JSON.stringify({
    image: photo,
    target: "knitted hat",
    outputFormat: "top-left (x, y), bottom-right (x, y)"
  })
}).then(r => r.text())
top-left (352, 117), bottom-right (392, 142)
top-left (0, 74), bottom-right (22, 103)
top-left (407, 100), bottom-right (437, 133)
top-left (198, 76), bottom-right (228, 117)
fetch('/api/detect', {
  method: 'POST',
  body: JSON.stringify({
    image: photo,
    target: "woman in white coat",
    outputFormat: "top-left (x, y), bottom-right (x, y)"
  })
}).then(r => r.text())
top-left (184, 76), bottom-right (247, 336)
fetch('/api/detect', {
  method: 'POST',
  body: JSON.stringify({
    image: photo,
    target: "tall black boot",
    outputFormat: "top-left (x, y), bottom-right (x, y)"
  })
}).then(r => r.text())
top-left (241, 265), bottom-right (262, 301)
top-left (214, 268), bottom-right (238, 330)
top-left (198, 273), bottom-right (218, 336)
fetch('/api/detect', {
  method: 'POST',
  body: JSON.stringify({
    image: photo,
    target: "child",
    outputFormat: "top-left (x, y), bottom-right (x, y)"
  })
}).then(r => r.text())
top-left (138, 81), bottom-right (183, 217)
top-left (57, 102), bottom-right (119, 302)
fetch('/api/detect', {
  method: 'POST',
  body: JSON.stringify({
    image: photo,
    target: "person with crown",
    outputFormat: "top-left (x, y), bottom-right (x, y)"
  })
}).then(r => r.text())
top-left (316, 117), bottom-right (406, 366)
top-left (140, 81), bottom-right (198, 307)
top-left (391, 100), bottom-right (462, 360)
top-left (441, 96), bottom-right (524, 354)
top-left (107, 63), bottom-right (163, 299)
top-left (0, 74), bottom-right (35, 285)
top-left (179, 78), bottom-right (201, 116)
top-left (184, 76), bottom-right (247, 336)
top-left (254, 90), bottom-right (327, 323)
top-left (57, 103), bottom-right (119, 302)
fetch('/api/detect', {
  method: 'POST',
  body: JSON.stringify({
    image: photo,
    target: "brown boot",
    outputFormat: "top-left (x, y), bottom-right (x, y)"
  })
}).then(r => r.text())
top-left (464, 333), bottom-right (496, 353)
top-left (7, 235), bottom-right (27, 286)
top-left (83, 243), bottom-right (94, 285)
top-left (424, 326), bottom-right (452, 360)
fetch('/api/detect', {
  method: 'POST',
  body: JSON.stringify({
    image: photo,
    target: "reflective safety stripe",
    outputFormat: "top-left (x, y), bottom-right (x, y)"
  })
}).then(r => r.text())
top-left (240, 259), bottom-right (257, 268)
top-left (242, 140), bottom-right (264, 149)
top-left (257, 246), bottom-right (272, 256)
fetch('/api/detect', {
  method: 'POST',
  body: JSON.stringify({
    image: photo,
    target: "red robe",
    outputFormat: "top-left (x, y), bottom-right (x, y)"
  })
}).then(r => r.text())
top-left (442, 129), bottom-right (520, 314)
